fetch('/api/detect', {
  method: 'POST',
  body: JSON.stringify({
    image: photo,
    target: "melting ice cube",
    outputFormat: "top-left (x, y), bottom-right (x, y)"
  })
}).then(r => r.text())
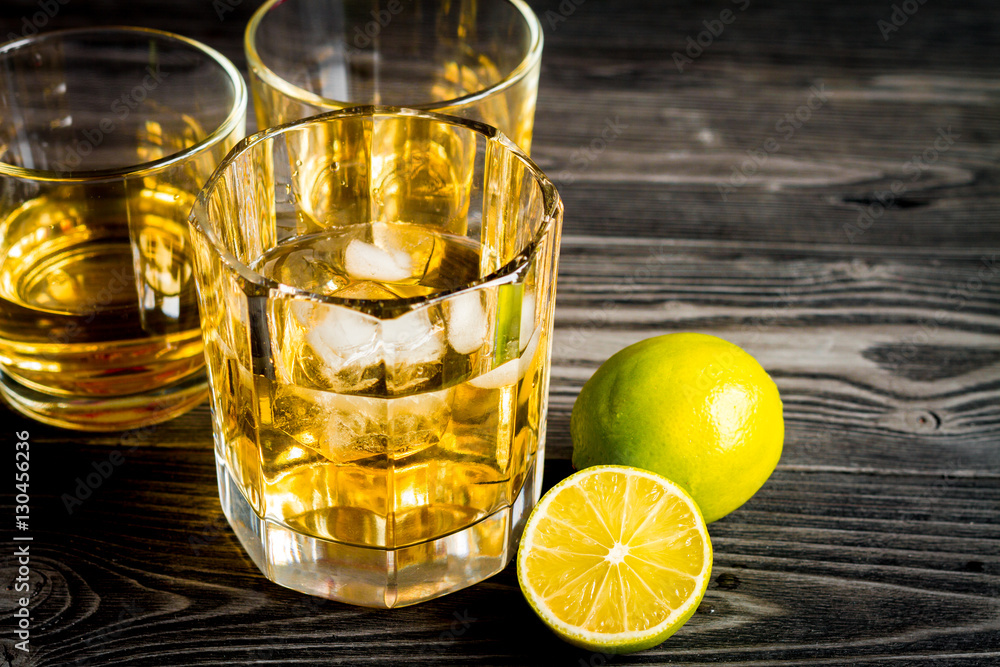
top-left (277, 297), bottom-right (447, 392)
top-left (318, 393), bottom-right (385, 459)
top-left (272, 385), bottom-right (383, 461)
top-left (382, 309), bottom-right (446, 367)
top-left (283, 299), bottom-right (379, 385)
top-left (345, 238), bottom-right (413, 282)
top-left (446, 291), bottom-right (488, 355)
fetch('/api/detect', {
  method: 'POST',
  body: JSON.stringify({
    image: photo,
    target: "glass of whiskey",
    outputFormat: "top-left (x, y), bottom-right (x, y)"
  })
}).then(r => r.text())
top-left (245, 0), bottom-right (543, 154)
top-left (189, 107), bottom-right (563, 608)
top-left (0, 28), bottom-right (247, 430)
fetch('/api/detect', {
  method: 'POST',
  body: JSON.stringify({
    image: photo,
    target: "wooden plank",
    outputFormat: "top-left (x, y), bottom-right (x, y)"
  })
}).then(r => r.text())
top-left (3, 450), bottom-right (998, 665)
top-left (549, 240), bottom-right (1000, 470)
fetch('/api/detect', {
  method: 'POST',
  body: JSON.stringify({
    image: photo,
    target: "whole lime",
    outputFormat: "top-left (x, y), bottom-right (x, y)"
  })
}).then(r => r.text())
top-left (570, 333), bottom-right (783, 523)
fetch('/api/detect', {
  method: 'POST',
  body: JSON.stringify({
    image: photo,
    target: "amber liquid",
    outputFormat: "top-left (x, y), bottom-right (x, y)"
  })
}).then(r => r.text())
top-left (0, 187), bottom-right (204, 403)
top-left (214, 222), bottom-right (544, 550)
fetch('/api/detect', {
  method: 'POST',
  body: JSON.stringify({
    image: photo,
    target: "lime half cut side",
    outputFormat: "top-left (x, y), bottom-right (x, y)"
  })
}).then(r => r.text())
top-left (517, 465), bottom-right (713, 654)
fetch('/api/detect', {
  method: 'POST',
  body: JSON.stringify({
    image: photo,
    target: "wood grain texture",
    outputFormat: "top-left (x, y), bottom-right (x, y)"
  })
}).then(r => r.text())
top-left (1, 0), bottom-right (999, 665)
top-left (2, 452), bottom-right (998, 666)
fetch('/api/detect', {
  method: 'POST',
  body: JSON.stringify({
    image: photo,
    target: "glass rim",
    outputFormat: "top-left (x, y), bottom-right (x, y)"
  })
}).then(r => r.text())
top-left (244, 0), bottom-right (543, 113)
top-left (0, 26), bottom-right (248, 183)
top-left (189, 105), bottom-right (563, 318)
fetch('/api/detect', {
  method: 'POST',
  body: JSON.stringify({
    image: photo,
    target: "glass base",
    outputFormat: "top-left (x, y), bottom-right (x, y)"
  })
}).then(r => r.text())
top-left (217, 449), bottom-right (543, 608)
top-left (0, 369), bottom-right (209, 431)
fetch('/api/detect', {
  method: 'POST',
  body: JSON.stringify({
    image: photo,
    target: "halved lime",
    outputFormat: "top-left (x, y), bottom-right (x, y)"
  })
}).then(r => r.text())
top-left (517, 465), bottom-right (712, 654)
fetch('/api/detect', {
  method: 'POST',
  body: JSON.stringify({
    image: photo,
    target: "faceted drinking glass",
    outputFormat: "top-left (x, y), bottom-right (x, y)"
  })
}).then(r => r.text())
top-left (0, 27), bottom-right (247, 430)
top-left (245, 0), bottom-right (543, 153)
top-left (189, 107), bottom-right (562, 608)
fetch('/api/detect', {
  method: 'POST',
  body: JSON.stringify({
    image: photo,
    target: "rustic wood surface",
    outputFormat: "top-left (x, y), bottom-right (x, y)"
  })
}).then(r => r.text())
top-left (2, 0), bottom-right (999, 665)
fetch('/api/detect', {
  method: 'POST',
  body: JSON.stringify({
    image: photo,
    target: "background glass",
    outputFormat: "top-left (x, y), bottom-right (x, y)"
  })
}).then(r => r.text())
top-left (0, 27), bottom-right (247, 430)
top-left (245, 0), bottom-right (542, 153)
top-left (189, 107), bottom-right (562, 608)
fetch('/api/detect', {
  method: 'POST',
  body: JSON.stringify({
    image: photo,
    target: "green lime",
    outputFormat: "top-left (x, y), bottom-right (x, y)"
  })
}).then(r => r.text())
top-left (571, 333), bottom-right (783, 523)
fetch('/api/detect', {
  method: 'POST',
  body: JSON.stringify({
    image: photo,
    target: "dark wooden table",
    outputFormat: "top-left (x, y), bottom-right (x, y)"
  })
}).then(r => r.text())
top-left (2, 1), bottom-right (999, 665)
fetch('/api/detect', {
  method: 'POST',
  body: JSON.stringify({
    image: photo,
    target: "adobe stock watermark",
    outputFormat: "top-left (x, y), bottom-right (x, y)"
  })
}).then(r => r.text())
top-left (439, 608), bottom-right (477, 640)
top-left (843, 125), bottom-right (958, 243)
top-left (213, 0), bottom-right (243, 20)
top-left (341, 0), bottom-right (414, 54)
top-left (51, 65), bottom-right (170, 173)
top-left (877, 0), bottom-right (930, 41)
top-left (673, 0), bottom-right (751, 72)
top-left (543, 0), bottom-right (587, 31)
top-left (556, 116), bottom-right (628, 185)
top-left (6, 0), bottom-right (71, 43)
top-left (717, 82), bottom-right (830, 201)
top-left (563, 298), bottom-right (620, 354)
top-left (576, 649), bottom-right (613, 666)
top-left (563, 241), bottom-right (799, 356)
top-left (219, 0), bottom-right (413, 56)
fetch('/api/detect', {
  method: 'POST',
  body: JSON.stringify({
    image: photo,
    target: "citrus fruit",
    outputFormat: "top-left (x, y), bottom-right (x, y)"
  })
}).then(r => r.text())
top-left (517, 465), bottom-right (712, 654)
top-left (571, 333), bottom-right (783, 523)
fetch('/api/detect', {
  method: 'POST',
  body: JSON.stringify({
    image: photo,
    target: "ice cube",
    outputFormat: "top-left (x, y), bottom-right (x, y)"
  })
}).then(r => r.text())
top-left (274, 378), bottom-right (451, 464)
top-left (276, 299), bottom-right (380, 388)
top-left (383, 309), bottom-right (447, 394)
top-left (345, 239), bottom-right (413, 282)
top-left (298, 301), bottom-right (378, 361)
top-left (272, 387), bottom-right (387, 462)
top-left (446, 291), bottom-right (488, 355)
top-left (276, 295), bottom-right (447, 392)
top-left (273, 383), bottom-right (389, 462)
top-left (371, 222), bottom-right (436, 278)
top-left (383, 309), bottom-right (446, 365)
top-left (258, 231), bottom-right (354, 296)
top-left (317, 391), bottom-right (450, 460)
top-left (388, 389), bottom-right (452, 456)
top-left (319, 393), bottom-right (385, 459)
